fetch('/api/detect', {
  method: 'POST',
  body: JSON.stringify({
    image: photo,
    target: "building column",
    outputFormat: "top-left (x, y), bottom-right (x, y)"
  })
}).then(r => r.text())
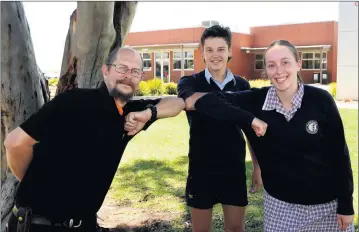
top-left (181, 44), bottom-right (184, 77)
top-left (319, 47), bottom-right (323, 84)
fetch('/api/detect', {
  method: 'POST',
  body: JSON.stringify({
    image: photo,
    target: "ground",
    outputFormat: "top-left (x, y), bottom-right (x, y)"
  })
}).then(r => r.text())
top-left (92, 108), bottom-right (358, 232)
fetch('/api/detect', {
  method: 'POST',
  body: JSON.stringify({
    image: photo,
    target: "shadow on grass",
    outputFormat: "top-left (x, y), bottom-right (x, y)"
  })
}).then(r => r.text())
top-left (108, 159), bottom-right (265, 231)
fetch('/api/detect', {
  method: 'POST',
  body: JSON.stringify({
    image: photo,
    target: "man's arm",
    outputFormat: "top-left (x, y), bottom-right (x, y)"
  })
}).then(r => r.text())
top-left (125, 96), bottom-right (185, 135)
top-left (155, 96), bottom-right (185, 119)
top-left (4, 128), bottom-right (37, 181)
top-left (4, 92), bottom-right (70, 181)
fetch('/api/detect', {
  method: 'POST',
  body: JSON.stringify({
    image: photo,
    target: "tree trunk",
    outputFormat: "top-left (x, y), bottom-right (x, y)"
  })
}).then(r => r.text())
top-left (56, 2), bottom-right (138, 93)
top-left (1, 2), bottom-right (50, 230)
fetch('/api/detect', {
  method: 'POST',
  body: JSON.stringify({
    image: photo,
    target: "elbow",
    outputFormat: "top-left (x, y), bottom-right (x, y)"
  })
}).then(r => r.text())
top-left (174, 98), bottom-right (185, 116)
top-left (4, 131), bottom-right (21, 154)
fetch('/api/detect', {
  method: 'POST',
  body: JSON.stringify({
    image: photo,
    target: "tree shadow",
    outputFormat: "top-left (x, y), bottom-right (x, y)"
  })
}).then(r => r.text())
top-left (106, 159), bottom-right (264, 231)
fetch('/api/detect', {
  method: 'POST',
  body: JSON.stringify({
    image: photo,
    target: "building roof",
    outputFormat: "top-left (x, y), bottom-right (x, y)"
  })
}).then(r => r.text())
top-left (129, 43), bottom-right (200, 51)
top-left (241, 44), bottom-right (332, 53)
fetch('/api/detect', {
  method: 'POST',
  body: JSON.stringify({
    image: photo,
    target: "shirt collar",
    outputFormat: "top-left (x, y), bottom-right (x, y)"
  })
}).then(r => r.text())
top-left (98, 81), bottom-right (127, 115)
top-left (204, 67), bottom-right (236, 86)
top-left (262, 82), bottom-right (304, 111)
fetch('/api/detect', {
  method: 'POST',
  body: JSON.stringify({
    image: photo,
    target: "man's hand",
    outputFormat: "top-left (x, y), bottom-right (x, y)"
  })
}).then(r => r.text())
top-left (250, 165), bottom-right (263, 193)
top-left (252, 118), bottom-right (267, 137)
top-left (337, 214), bottom-right (354, 230)
top-left (124, 109), bottom-right (152, 136)
top-left (185, 93), bottom-right (207, 111)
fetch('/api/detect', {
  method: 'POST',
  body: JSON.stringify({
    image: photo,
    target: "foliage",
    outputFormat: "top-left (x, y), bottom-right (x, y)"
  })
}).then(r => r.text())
top-left (147, 78), bottom-right (165, 96)
top-left (163, 82), bottom-right (178, 95)
top-left (249, 79), bottom-right (271, 88)
top-left (48, 78), bottom-right (59, 86)
top-left (329, 82), bottom-right (337, 98)
top-left (136, 81), bottom-right (150, 96)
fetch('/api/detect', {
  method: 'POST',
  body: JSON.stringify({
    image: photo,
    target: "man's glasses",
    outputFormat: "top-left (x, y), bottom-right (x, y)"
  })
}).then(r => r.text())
top-left (108, 64), bottom-right (144, 79)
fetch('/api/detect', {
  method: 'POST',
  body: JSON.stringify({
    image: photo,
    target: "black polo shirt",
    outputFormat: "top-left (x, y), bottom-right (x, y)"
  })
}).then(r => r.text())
top-left (16, 82), bottom-right (160, 220)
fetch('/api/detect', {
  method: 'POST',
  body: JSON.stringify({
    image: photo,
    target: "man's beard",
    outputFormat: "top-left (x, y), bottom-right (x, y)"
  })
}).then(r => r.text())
top-left (108, 81), bottom-right (134, 102)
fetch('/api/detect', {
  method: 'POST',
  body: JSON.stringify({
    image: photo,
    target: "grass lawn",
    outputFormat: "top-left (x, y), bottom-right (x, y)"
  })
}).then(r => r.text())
top-left (110, 109), bottom-right (358, 231)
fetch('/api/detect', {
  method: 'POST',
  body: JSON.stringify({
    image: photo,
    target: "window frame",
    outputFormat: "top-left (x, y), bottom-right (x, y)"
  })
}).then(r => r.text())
top-left (254, 54), bottom-right (264, 70)
top-left (139, 52), bottom-right (152, 71)
top-left (172, 50), bottom-right (195, 71)
top-left (301, 52), bottom-right (327, 70)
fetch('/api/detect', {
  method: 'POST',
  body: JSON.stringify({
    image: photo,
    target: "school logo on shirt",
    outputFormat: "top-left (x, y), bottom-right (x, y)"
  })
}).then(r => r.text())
top-left (306, 120), bottom-right (319, 134)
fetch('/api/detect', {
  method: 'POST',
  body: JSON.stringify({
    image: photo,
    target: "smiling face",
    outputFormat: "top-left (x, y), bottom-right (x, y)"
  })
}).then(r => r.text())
top-left (102, 48), bottom-right (143, 102)
top-left (264, 45), bottom-right (302, 93)
top-left (202, 37), bottom-right (232, 73)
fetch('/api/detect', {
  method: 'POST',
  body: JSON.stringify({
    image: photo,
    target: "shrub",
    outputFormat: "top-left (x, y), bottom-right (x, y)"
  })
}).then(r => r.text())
top-left (329, 82), bottom-right (336, 98)
top-left (147, 78), bottom-right (164, 96)
top-left (48, 78), bottom-right (59, 86)
top-left (136, 81), bottom-right (150, 96)
top-left (249, 79), bottom-right (271, 88)
top-left (163, 82), bottom-right (178, 95)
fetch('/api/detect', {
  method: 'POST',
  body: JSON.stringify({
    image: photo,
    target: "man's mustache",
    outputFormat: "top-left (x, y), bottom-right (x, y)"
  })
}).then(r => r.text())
top-left (115, 79), bottom-right (134, 89)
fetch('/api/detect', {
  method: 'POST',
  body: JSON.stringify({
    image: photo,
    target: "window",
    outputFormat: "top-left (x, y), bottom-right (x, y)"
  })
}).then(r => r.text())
top-left (140, 52), bottom-right (152, 70)
top-left (173, 51), bottom-right (194, 70)
top-left (301, 52), bottom-right (327, 70)
top-left (255, 54), bottom-right (264, 69)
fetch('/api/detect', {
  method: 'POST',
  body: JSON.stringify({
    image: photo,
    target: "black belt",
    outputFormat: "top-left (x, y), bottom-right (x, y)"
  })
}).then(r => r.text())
top-left (12, 205), bottom-right (82, 228)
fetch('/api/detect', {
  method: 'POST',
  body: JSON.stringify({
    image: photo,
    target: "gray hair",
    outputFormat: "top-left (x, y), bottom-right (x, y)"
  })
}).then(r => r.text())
top-left (105, 46), bottom-right (143, 70)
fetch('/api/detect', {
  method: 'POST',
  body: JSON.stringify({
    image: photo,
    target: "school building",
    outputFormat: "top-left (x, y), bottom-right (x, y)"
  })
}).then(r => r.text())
top-left (124, 21), bottom-right (338, 85)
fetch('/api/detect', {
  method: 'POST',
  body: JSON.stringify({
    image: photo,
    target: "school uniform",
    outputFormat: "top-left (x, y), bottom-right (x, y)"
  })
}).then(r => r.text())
top-left (177, 68), bottom-right (251, 209)
top-left (194, 83), bottom-right (354, 231)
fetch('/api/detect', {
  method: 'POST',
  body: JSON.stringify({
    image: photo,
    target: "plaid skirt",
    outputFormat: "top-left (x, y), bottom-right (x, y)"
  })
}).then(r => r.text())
top-left (263, 190), bottom-right (355, 232)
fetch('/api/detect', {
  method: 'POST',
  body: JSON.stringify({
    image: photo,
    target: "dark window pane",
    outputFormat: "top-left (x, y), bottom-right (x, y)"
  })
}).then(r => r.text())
top-left (255, 61), bottom-right (263, 69)
top-left (302, 60), bottom-right (313, 69)
top-left (173, 60), bottom-right (181, 69)
top-left (302, 53), bottom-right (313, 59)
top-left (143, 60), bottom-right (151, 69)
top-left (185, 60), bottom-right (194, 69)
top-left (255, 54), bottom-right (263, 60)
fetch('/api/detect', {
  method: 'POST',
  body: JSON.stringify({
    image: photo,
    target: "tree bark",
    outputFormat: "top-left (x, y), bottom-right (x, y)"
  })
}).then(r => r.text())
top-left (1, 2), bottom-right (50, 230)
top-left (56, 2), bottom-right (138, 93)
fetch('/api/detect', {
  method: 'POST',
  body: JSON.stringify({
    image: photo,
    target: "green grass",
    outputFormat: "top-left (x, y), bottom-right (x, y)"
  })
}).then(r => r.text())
top-left (110, 109), bottom-right (358, 231)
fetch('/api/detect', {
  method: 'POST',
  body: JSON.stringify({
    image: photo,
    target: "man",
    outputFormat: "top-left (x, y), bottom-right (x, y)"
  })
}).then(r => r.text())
top-left (4, 47), bottom-right (185, 232)
top-left (177, 25), bottom-right (263, 232)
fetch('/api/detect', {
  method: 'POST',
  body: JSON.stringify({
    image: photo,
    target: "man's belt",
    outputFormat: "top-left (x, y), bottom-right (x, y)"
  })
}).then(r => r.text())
top-left (12, 205), bottom-right (82, 229)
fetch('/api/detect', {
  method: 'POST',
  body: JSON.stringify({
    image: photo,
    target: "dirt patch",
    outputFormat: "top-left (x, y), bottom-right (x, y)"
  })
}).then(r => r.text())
top-left (97, 192), bottom-right (185, 232)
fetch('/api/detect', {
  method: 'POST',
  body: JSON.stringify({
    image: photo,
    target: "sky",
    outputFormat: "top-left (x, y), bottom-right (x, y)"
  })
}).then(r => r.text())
top-left (22, 2), bottom-right (339, 75)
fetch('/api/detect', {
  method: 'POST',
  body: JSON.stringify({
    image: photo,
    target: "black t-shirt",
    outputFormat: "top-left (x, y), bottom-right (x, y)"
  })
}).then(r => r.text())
top-left (194, 85), bottom-right (354, 215)
top-left (16, 82), bottom-right (160, 220)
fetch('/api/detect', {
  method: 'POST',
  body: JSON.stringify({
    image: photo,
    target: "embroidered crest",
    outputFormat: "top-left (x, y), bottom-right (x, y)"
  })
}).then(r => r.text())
top-left (306, 120), bottom-right (319, 134)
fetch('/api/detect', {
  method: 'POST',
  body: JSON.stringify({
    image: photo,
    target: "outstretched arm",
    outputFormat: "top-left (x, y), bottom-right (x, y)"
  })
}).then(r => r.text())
top-left (124, 96), bottom-right (185, 135)
top-left (192, 91), bottom-right (267, 136)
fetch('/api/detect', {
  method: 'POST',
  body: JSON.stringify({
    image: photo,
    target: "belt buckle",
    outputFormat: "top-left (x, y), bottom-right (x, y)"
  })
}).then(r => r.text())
top-left (63, 219), bottom-right (82, 228)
